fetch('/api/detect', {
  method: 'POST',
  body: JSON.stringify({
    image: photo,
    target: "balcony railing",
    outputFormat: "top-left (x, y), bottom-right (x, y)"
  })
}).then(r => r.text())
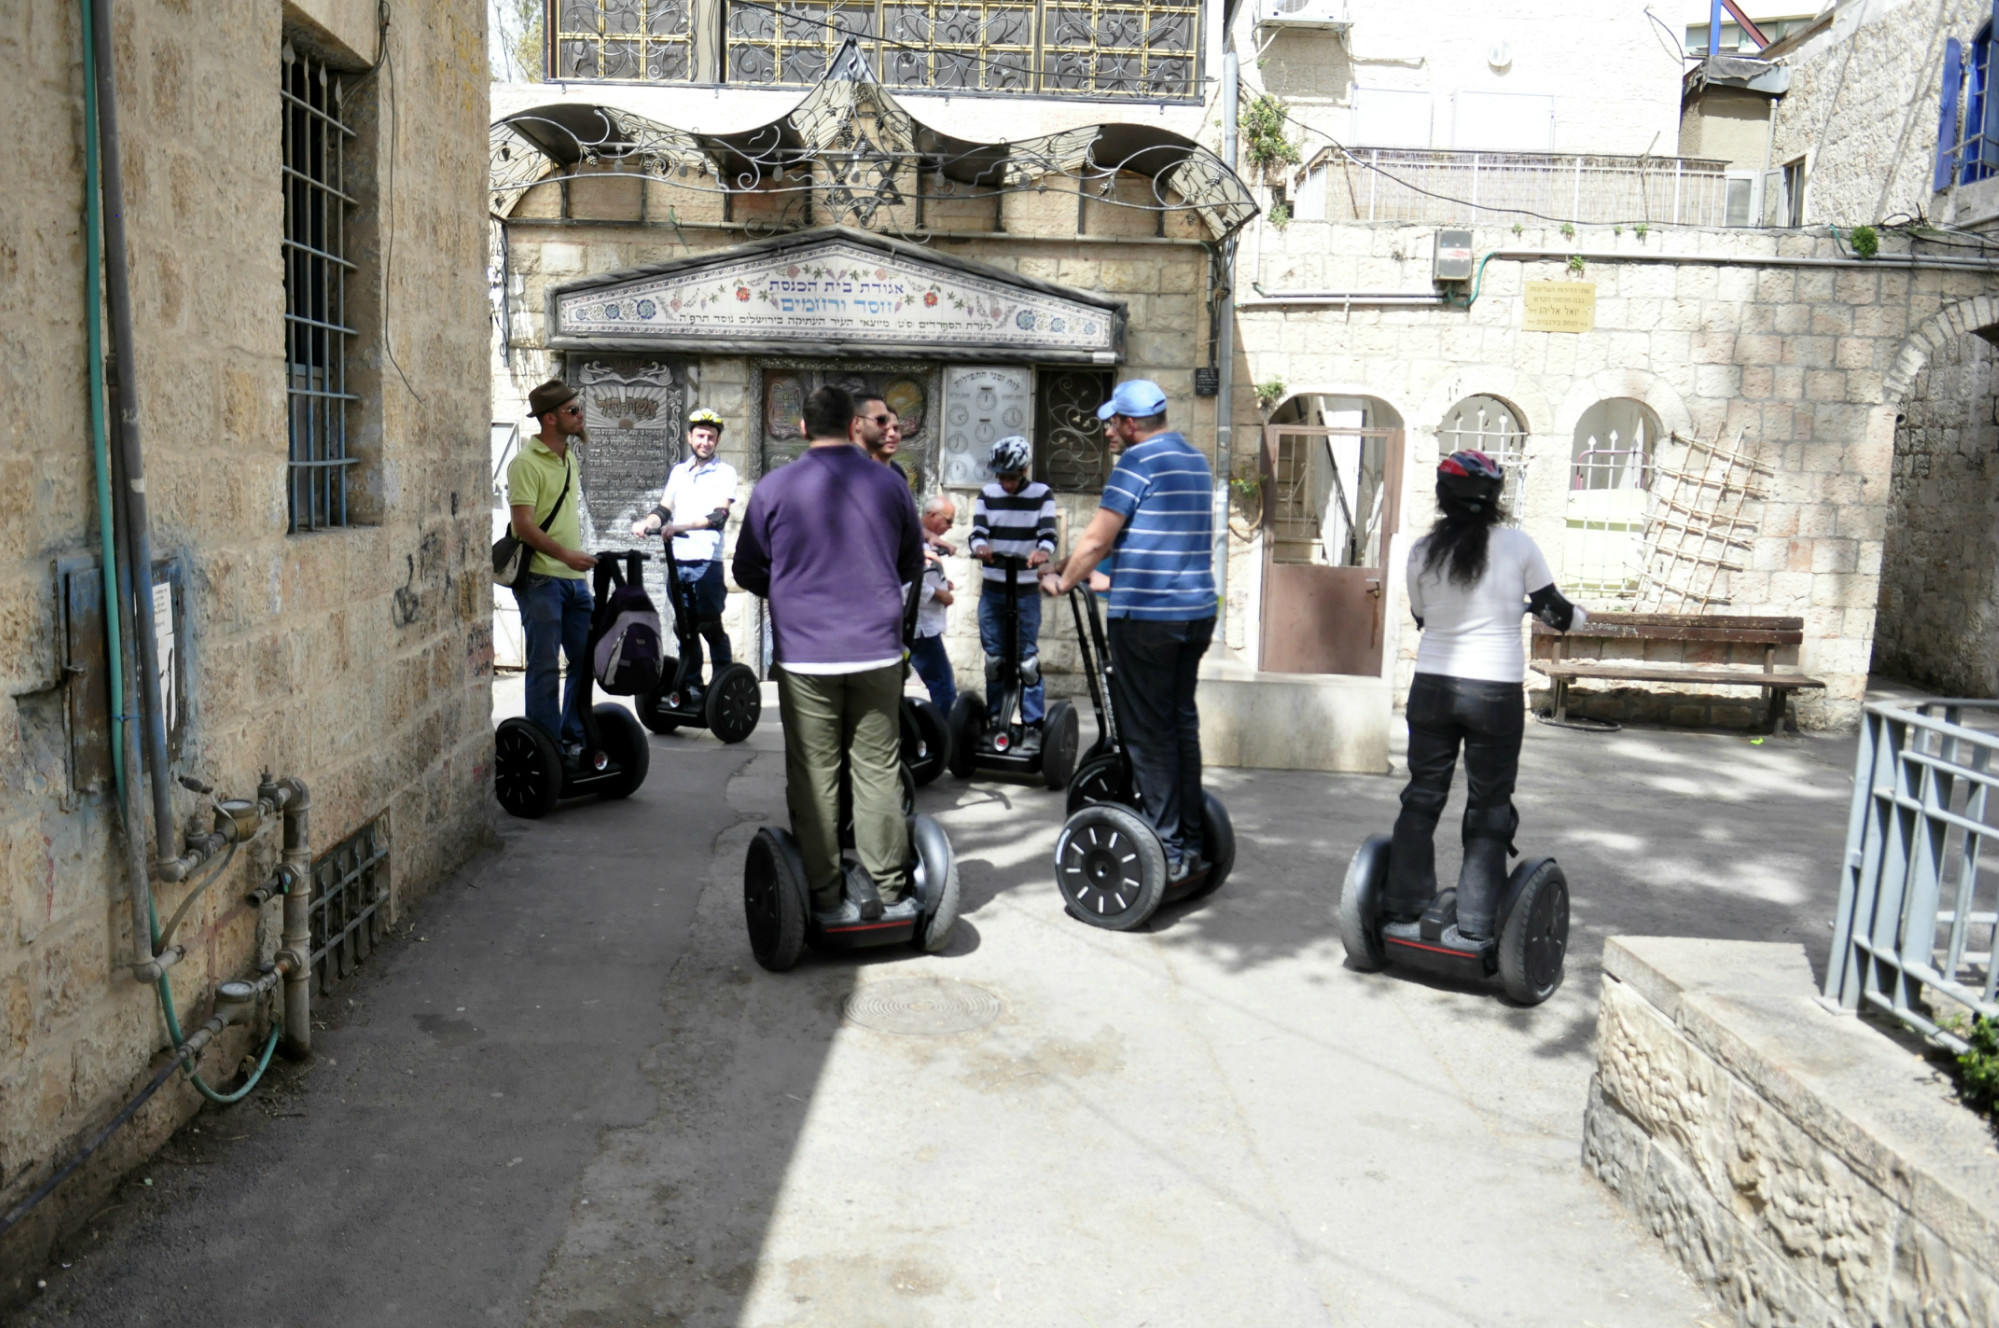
top-left (1296, 147), bottom-right (1733, 228)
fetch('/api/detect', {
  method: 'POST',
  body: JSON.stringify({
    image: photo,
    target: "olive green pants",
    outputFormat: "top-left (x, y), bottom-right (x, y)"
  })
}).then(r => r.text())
top-left (776, 663), bottom-right (909, 909)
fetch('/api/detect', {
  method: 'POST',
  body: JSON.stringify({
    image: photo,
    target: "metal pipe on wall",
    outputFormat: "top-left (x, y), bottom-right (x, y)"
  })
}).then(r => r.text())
top-left (273, 778), bottom-right (314, 1058)
top-left (1215, 45), bottom-right (1240, 617)
top-left (88, 0), bottom-right (179, 871)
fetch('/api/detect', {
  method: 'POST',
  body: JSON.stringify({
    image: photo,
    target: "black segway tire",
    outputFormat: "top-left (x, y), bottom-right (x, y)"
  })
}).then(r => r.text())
top-left (1040, 700), bottom-right (1080, 791)
top-left (946, 693), bottom-right (983, 778)
top-left (904, 699), bottom-right (950, 787)
top-left (705, 664), bottom-right (762, 743)
top-left (909, 813), bottom-right (960, 953)
top-left (1498, 858), bottom-right (1569, 1006)
top-left (1179, 790), bottom-right (1235, 901)
top-left (494, 718), bottom-right (563, 819)
top-left (900, 761), bottom-right (917, 818)
top-left (637, 659), bottom-right (683, 735)
top-left (1055, 803), bottom-right (1169, 931)
top-left (744, 827), bottom-right (809, 972)
top-left (592, 703), bottom-right (650, 799)
top-left (1065, 751), bottom-right (1132, 816)
top-left (1338, 834), bottom-right (1392, 971)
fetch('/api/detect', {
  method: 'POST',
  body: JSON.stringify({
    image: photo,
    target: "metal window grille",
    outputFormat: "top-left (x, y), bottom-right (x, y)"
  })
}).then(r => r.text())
top-left (1033, 370), bottom-right (1111, 490)
top-left (554, 0), bottom-right (698, 79)
top-left (1318, 148), bottom-right (1729, 228)
top-left (283, 43), bottom-right (359, 532)
top-left (1436, 395), bottom-right (1526, 526)
top-left (309, 816), bottom-right (391, 995)
top-left (1564, 401), bottom-right (1657, 602)
top-left (1826, 701), bottom-right (1999, 1052)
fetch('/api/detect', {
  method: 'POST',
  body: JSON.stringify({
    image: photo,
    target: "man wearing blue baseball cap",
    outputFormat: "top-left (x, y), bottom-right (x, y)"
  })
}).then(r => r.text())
top-left (1040, 379), bottom-right (1217, 881)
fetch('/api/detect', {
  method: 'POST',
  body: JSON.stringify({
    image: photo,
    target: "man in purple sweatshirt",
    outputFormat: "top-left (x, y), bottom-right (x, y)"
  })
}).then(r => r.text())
top-left (734, 385), bottom-right (925, 916)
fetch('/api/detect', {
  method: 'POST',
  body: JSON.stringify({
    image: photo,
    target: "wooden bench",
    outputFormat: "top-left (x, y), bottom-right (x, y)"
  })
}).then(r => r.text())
top-left (1529, 612), bottom-right (1825, 732)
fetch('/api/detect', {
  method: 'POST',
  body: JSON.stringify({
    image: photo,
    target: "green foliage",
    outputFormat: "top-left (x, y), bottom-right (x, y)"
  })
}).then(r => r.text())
top-left (1956, 1015), bottom-right (1999, 1118)
top-left (1239, 95), bottom-right (1301, 180)
top-left (1560, 221), bottom-right (1577, 240)
top-left (1850, 225), bottom-right (1880, 259)
top-left (1268, 201), bottom-right (1292, 229)
top-left (1511, 222), bottom-right (1524, 237)
top-left (496, 0), bottom-right (544, 81)
top-left (1254, 379), bottom-right (1287, 411)
top-left (1613, 225), bottom-right (1623, 237)
top-left (1567, 254), bottom-right (1586, 275)
top-left (1635, 222), bottom-right (1650, 240)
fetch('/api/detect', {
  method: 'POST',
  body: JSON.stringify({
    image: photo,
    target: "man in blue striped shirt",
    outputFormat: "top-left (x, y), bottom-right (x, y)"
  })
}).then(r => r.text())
top-left (1040, 380), bottom-right (1216, 879)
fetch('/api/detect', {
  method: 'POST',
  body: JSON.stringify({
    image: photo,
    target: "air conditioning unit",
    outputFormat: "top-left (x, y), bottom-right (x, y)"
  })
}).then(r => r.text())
top-left (1255, 0), bottom-right (1351, 34)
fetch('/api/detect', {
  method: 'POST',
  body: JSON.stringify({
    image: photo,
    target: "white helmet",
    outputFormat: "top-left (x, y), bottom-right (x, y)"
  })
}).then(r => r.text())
top-left (988, 435), bottom-right (1031, 474)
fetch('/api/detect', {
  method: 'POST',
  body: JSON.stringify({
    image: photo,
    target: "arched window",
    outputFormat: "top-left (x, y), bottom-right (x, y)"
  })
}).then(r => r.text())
top-left (1565, 399), bottom-right (1661, 600)
top-left (1437, 394), bottom-right (1527, 525)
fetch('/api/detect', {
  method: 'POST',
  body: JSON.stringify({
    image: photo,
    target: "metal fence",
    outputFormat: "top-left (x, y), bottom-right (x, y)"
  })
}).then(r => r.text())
top-left (310, 816), bottom-right (390, 996)
top-left (1308, 148), bottom-right (1731, 227)
top-left (1825, 701), bottom-right (1999, 1051)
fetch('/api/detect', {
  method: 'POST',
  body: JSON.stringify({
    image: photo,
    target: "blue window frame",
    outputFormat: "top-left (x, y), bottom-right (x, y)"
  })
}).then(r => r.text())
top-left (1942, 18), bottom-right (1999, 187)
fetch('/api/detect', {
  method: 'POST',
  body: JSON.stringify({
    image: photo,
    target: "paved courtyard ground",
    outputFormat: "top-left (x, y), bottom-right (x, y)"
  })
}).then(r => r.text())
top-left (15, 679), bottom-right (1867, 1326)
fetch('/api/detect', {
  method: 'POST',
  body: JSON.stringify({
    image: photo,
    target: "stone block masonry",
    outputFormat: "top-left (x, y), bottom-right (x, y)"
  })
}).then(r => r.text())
top-left (1583, 936), bottom-right (1999, 1327)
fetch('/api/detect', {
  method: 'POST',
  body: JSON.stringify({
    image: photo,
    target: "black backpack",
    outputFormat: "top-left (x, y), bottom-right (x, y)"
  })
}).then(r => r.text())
top-left (591, 552), bottom-right (665, 696)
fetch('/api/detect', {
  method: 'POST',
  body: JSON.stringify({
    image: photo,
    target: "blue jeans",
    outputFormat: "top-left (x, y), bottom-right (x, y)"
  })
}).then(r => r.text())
top-left (515, 574), bottom-right (593, 749)
top-left (907, 634), bottom-right (957, 712)
top-left (676, 559), bottom-right (732, 675)
top-left (977, 583), bottom-right (1043, 724)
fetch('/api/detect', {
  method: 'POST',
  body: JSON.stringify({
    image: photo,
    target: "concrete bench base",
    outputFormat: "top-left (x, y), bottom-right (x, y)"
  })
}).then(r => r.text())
top-left (1195, 658), bottom-right (1390, 774)
top-left (1584, 936), bottom-right (1999, 1327)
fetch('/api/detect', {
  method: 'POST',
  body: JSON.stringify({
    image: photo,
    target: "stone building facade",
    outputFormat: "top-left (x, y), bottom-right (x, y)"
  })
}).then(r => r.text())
top-left (0, 0), bottom-right (491, 1290)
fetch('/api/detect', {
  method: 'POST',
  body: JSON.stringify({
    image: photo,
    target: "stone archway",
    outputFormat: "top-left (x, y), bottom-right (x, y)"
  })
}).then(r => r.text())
top-left (1874, 297), bottom-right (1999, 694)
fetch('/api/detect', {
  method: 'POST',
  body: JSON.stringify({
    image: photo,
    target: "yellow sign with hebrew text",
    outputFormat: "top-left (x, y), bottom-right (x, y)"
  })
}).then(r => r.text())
top-left (1522, 281), bottom-right (1597, 333)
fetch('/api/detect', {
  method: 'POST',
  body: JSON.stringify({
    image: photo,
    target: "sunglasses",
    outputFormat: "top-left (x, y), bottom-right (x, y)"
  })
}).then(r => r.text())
top-left (864, 413), bottom-right (894, 426)
top-left (559, 403), bottom-right (582, 417)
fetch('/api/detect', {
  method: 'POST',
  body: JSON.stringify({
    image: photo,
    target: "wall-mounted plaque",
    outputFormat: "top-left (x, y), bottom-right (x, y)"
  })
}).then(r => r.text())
top-left (941, 366), bottom-right (1033, 489)
top-left (1522, 281), bottom-right (1597, 333)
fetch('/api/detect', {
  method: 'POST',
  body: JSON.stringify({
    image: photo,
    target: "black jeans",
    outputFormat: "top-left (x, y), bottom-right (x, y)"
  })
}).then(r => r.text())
top-left (1387, 673), bottom-right (1524, 938)
top-left (1107, 615), bottom-right (1214, 869)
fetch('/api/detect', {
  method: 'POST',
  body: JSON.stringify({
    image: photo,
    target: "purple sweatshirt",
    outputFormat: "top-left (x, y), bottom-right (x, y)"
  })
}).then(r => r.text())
top-left (733, 444), bottom-right (924, 668)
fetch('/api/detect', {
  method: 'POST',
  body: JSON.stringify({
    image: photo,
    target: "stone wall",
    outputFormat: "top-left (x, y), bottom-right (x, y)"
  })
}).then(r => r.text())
top-left (0, 0), bottom-right (492, 1291)
top-left (1583, 936), bottom-right (1999, 1328)
top-left (1770, 0), bottom-right (1981, 227)
top-left (1235, 219), bottom-right (1998, 726)
top-left (1874, 330), bottom-right (1999, 693)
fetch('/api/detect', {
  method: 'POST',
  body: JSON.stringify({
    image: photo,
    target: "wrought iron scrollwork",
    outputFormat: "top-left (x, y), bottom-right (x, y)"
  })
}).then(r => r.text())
top-left (556, 0), bottom-right (697, 81)
top-left (490, 44), bottom-right (1255, 240)
top-left (1035, 370), bottom-right (1111, 490)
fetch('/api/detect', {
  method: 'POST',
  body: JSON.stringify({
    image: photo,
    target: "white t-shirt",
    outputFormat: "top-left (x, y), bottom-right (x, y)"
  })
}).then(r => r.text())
top-left (657, 455), bottom-right (739, 563)
top-left (1406, 526), bottom-right (1556, 683)
top-left (916, 558), bottom-right (951, 639)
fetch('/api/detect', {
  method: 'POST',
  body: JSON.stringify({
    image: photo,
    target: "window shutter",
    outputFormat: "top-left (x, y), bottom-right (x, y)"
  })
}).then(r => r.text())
top-left (1938, 37), bottom-right (1963, 193)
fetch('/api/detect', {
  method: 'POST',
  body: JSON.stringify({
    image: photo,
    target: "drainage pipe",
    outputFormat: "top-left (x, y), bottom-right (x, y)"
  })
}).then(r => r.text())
top-left (269, 777), bottom-right (314, 1059)
top-left (1488, 246), bottom-right (1999, 273)
top-left (88, 0), bottom-right (179, 870)
top-left (1214, 43), bottom-right (1239, 617)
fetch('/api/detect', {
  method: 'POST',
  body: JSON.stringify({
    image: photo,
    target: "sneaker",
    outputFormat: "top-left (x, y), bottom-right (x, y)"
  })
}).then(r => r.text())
top-left (1018, 723), bottom-right (1043, 756)
top-left (843, 863), bottom-right (884, 921)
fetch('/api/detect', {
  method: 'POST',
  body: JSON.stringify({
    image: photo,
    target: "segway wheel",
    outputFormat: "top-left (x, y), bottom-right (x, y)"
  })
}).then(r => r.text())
top-left (908, 813), bottom-right (960, 953)
top-left (1179, 790), bottom-right (1235, 901)
top-left (1040, 700), bottom-right (1080, 791)
top-left (1054, 804), bottom-right (1168, 931)
top-left (900, 762), bottom-right (917, 819)
top-left (1065, 751), bottom-right (1132, 816)
top-left (903, 699), bottom-right (950, 787)
top-left (744, 827), bottom-right (808, 972)
top-left (1337, 834), bottom-right (1392, 971)
top-left (494, 718), bottom-right (562, 819)
top-left (1498, 859), bottom-right (1570, 1006)
top-left (638, 660), bottom-right (682, 735)
top-left (705, 664), bottom-right (762, 744)
top-left (946, 693), bottom-right (983, 779)
top-left (592, 703), bottom-right (650, 800)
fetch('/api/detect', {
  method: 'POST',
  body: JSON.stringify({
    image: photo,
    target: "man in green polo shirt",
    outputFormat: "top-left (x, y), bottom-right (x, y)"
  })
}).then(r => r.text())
top-left (507, 378), bottom-right (598, 765)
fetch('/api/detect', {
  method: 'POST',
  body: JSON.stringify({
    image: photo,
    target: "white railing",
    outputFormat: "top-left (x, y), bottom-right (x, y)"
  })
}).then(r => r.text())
top-left (1298, 148), bottom-right (1732, 227)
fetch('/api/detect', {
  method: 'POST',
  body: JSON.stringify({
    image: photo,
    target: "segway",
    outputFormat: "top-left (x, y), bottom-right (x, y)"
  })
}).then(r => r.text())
top-left (745, 764), bottom-right (958, 971)
top-left (1050, 585), bottom-right (1235, 930)
top-left (946, 556), bottom-right (1078, 790)
top-left (1337, 834), bottom-right (1570, 1005)
top-left (637, 536), bottom-right (762, 743)
top-left (897, 574), bottom-right (952, 786)
top-left (494, 551), bottom-right (653, 819)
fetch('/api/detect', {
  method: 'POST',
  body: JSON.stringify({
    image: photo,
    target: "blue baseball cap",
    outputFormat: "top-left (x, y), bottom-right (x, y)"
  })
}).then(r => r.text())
top-left (1096, 379), bottom-right (1168, 421)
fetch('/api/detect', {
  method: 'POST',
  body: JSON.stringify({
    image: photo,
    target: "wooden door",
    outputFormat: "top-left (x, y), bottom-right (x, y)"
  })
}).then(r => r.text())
top-left (1260, 425), bottom-right (1404, 676)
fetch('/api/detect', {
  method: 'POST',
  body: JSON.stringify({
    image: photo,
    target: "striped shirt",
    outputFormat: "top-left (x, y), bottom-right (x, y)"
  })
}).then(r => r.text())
top-left (1098, 432), bottom-right (1216, 621)
top-left (970, 479), bottom-right (1057, 584)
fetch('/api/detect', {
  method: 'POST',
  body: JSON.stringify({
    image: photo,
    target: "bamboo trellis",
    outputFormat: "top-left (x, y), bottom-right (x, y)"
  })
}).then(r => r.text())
top-left (1634, 429), bottom-right (1770, 611)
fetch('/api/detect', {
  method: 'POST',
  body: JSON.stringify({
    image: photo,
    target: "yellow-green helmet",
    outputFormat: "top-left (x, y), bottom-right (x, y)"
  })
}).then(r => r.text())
top-left (687, 408), bottom-right (725, 435)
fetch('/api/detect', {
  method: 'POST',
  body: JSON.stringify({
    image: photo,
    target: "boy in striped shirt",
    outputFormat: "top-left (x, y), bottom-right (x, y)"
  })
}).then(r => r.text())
top-left (1039, 380), bottom-right (1216, 879)
top-left (969, 436), bottom-right (1056, 750)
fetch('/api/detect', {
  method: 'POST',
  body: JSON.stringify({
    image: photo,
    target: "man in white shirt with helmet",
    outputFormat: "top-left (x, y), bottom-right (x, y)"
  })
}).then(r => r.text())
top-left (632, 407), bottom-right (740, 680)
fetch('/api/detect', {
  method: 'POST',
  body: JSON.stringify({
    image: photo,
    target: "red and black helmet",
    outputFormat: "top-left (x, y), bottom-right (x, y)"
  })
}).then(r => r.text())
top-left (1437, 449), bottom-right (1505, 514)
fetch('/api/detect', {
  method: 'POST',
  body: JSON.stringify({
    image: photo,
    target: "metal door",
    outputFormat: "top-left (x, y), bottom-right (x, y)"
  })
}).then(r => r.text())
top-left (1260, 425), bottom-right (1404, 676)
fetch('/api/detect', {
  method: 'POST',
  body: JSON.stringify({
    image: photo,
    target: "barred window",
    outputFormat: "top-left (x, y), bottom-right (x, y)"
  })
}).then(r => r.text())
top-left (282, 44), bottom-right (359, 532)
top-left (547, 0), bottom-right (1203, 98)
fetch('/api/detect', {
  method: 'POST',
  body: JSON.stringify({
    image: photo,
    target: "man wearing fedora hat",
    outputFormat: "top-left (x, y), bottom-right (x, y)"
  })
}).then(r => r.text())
top-left (509, 378), bottom-right (599, 768)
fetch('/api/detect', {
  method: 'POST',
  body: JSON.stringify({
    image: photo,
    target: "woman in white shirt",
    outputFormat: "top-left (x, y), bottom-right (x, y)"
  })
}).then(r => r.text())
top-left (1387, 451), bottom-right (1586, 942)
